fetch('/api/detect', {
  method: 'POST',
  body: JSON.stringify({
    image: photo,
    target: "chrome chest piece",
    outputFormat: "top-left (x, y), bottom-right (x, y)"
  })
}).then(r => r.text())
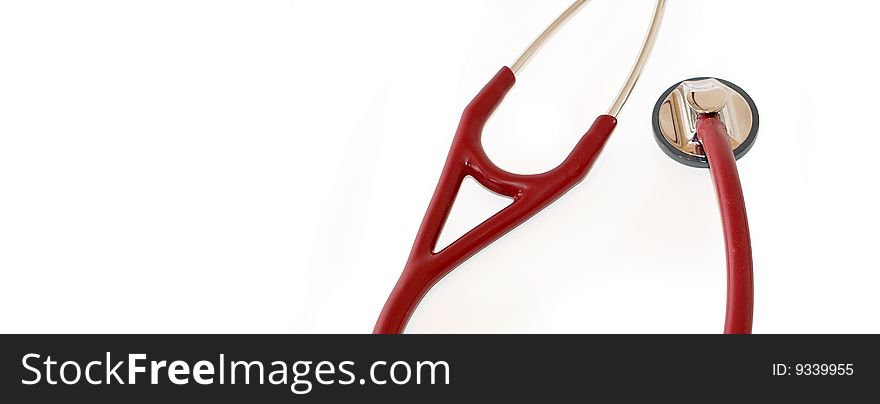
top-left (652, 78), bottom-right (759, 168)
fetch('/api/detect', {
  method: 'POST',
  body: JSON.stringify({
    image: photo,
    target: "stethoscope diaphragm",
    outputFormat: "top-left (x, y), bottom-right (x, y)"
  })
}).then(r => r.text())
top-left (652, 77), bottom-right (759, 169)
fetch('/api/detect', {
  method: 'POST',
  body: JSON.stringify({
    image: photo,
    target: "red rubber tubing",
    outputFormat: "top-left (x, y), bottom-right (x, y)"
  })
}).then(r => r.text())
top-left (696, 114), bottom-right (754, 334)
top-left (374, 67), bottom-right (617, 334)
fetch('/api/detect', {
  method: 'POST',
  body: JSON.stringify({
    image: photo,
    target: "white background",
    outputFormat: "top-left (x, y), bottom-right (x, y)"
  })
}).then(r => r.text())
top-left (1, 0), bottom-right (878, 333)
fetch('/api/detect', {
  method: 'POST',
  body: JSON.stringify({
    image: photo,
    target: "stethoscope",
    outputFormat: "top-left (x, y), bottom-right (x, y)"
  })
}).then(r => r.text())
top-left (374, 0), bottom-right (758, 334)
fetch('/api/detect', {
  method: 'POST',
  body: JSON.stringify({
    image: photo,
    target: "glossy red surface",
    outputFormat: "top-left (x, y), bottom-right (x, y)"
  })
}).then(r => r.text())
top-left (697, 114), bottom-right (754, 334)
top-left (374, 67), bottom-right (617, 334)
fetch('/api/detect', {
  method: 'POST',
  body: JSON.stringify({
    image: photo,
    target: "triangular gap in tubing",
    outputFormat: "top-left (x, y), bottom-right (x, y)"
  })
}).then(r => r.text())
top-left (433, 176), bottom-right (513, 253)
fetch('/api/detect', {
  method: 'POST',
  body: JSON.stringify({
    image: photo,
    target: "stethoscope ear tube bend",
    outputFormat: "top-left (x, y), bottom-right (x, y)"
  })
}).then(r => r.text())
top-left (374, 68), bottom-right (617, 334)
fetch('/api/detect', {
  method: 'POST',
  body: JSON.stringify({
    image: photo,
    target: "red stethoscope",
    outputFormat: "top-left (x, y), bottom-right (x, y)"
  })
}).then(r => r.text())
top-left (375, 0), bottom-right (757, 334)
